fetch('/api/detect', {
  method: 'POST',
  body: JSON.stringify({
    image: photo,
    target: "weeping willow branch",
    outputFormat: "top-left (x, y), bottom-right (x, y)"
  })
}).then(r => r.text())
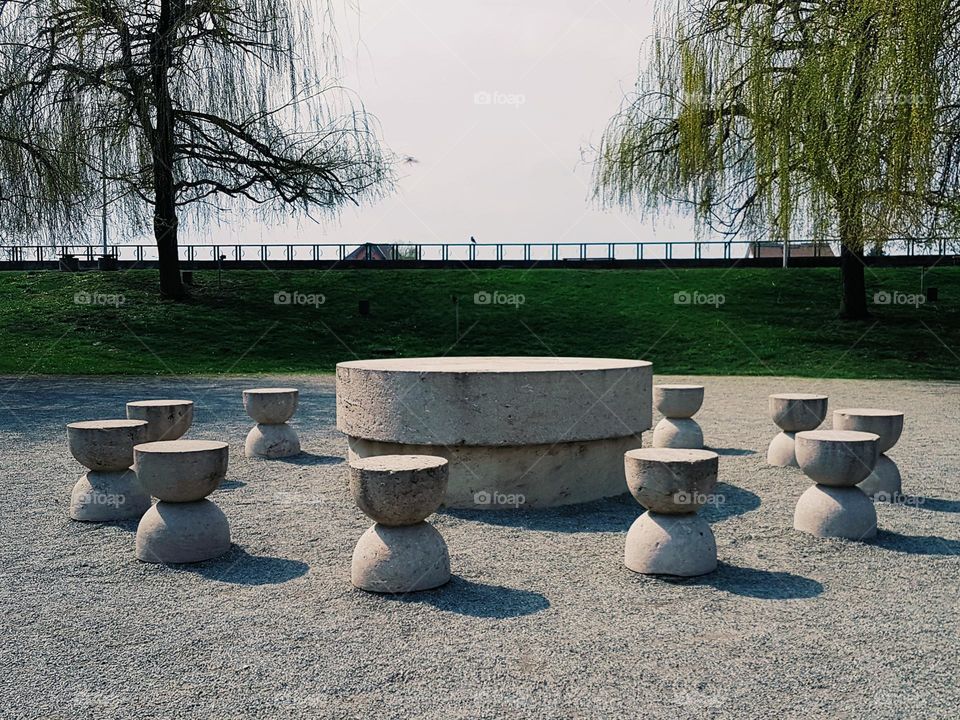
top-left (595, 0), bottom-right (960, 244)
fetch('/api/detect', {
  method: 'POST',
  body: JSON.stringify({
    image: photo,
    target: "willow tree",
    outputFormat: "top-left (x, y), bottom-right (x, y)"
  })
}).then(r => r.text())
top-left (595, 0), bottom-right (960, 318)
top-left (0, 1), bottom-right (390, 298)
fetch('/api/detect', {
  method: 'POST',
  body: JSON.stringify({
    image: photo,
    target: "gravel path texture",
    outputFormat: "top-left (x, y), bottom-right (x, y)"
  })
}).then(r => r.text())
top-left (1, 373), bottom-right (958, 719)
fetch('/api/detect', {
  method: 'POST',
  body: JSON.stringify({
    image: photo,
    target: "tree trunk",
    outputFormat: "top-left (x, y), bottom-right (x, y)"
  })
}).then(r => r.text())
top-left (839, 242), bottom-right (868, 319)
top-left (152, 0), bottom-right (185, 300)
top-left (838, 200), bottom-right (869, 319)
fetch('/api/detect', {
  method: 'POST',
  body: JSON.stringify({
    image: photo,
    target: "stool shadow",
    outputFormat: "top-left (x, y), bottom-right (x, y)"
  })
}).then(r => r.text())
top-left (218, 479), bottom-right (247, 491)
top-left (385, 577), bottom-right (550, 618)
top-left (94, 518), bottom-right (140, 532)
top-left (873, 530), bottom-right (960, 555)
top-left (892, 496), bottom-right (960, 513)
top-left (700, 482), bottom-right (761, 523)
top-left (184, 547), bottom-right (310, 585)
top-left (276, 453), bottom-right (344, 467)
top-left (663, 563), bottom-right (824, 599)
top-left (709, 447), bottom-right (758, 457)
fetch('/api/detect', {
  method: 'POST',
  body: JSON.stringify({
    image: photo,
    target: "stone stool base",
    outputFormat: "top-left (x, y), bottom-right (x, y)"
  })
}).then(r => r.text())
top-left (624, 512), bottom-right (717, 577)
top-left (245, 423), bottom-right (301, 459)
top-left (70, 470), bottom-right (151, 522)
top-left (136, 500), bottom-right (231, 563)
top-left (652, 418), bottom-right (704, 450)
top-left (767, 431), bottom-right (798, 467)
top-left (794, 485), bottom-right (877, 540)
top-left (352, 522), bottom-right (451, 593)
top-left (858, 455), bottom-right (902, 500)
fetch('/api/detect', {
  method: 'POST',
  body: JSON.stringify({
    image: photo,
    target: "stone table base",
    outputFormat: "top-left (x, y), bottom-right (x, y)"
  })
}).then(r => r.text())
top-left (337, 357), bottom-right (653, 509)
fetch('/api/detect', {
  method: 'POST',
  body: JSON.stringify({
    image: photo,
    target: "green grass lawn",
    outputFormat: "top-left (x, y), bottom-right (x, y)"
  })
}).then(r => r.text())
top-left (0, 266), bottom-right (957, 379)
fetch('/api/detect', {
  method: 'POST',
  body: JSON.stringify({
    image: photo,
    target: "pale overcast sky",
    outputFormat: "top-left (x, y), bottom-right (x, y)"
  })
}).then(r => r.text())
top-left (188, 0), bottom-right (700, 248)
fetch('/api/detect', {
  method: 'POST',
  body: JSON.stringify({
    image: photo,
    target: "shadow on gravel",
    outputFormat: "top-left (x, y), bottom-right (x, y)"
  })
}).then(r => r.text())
top-left (700, 483), bottom-right (761, 523)
top-left (667, 563), bottom-right (824, 599)
top-left (91, 518), bottom-right (140, 533)
top-left (218, 479), bottom-right (247, 491)
top-left (709, 447), bottom-right (758, 457)
top-left (894, 496), bottom-right (960, 513)
top-left (276, 453), bottom-right (344, 466)
top-left (185, 547), bottom-right (309, 585)
top-left (387, 577), bottom-right (550, 618)
top-left (445, 483), bottom-right (761, 532)
top-left (443, 494), bottom-right (638, 533)
top-left (873, 530), bottom-right (960, 555)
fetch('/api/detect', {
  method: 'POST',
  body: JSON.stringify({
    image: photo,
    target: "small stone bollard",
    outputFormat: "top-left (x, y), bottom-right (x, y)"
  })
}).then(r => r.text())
top-left (67, 419), bottom-right (152, 522)
top-left (652, 385), bottom-right (705, 449)
top-left (134, 440), bottom-right (231, 563)
top-left (126, 400), bottom-right (193, 442)
top-left (793, 430), bottom-right (879, 540)
top-left (350, 455), bottom-right (451, 593)
top-left (833, 409), bottom-right (904, 501)
top-left (623, 448), bottom-right (719, 577)
top-left (243, 388), bottom-right (301, 459)
top-left (767, 393), bottom-right (828, 467)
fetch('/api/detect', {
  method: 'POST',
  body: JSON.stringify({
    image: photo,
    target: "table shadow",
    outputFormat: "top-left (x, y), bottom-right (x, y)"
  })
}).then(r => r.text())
top-left (444, 482), bottom-right (760, 533)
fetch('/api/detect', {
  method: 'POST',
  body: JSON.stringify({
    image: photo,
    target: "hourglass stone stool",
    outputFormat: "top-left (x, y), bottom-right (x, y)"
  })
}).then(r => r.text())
top-left (793, 430), bottom-right (879, 540)
top-left (243, 388), bottom-right (301, 459)
top-left (833, 408), bottom-right (904, 500)
top-left (767, 393), bottom-right (828, 467)
top-left (67, 419), bottom-right (152, 521)
top-left (350, 455), bottom-right (451, 593)
top-left (623, 448), bottom-right (719, 577)
top-left (134, 440), bottom-right (231, 563)
top-left (126, 400), bottom-right (193, 442)
top-left (652, 385), bottom-right (705, 449)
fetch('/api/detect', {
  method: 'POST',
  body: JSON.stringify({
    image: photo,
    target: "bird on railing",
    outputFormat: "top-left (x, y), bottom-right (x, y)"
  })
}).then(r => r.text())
top-left (470, 236), bottom-right (477, 244)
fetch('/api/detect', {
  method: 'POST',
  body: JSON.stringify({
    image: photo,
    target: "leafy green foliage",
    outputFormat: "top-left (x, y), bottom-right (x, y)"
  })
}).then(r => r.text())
top-left (596, 0), bottom-right (960, 248)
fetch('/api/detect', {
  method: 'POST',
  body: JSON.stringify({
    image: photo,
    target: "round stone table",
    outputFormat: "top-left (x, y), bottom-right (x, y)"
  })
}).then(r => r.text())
top-left (336, 357), bottom-right (653, 508)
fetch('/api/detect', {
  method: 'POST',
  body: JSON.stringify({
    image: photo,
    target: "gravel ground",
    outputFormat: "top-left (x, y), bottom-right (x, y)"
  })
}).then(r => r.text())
top-left (1, 373), bottom-right (958, 720)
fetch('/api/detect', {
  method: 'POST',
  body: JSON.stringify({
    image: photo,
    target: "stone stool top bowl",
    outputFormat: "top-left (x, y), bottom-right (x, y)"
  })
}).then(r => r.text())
top-left (126, 399), bottom-right (194, 442)
top-left (833, 408), bottom-right (904, 454)
top-left (67, 419), bottom-right (149, 471)
top-left (243, 388), bottom-right (299, 424)
top-left (624, 448), bottom-right (719, 514)
top-left (795, 430), bottom-right (879, 487)
top-left (770, 393), bottom-right (828, 432)
top-left (133, 439), bottom-right (229, 502)
top-left (349, 454), bottom-right (448, 526)
top-left (654, 385), bottom-right (704, 419)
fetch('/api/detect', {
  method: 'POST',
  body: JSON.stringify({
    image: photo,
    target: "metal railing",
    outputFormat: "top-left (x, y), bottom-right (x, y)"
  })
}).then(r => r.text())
top-left (0, 238), bottom-right (956, 265)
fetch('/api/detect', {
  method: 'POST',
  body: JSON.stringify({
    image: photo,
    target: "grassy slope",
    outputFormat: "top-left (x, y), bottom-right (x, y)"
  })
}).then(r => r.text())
top-left (0, 266), bottom-right (957, 379)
